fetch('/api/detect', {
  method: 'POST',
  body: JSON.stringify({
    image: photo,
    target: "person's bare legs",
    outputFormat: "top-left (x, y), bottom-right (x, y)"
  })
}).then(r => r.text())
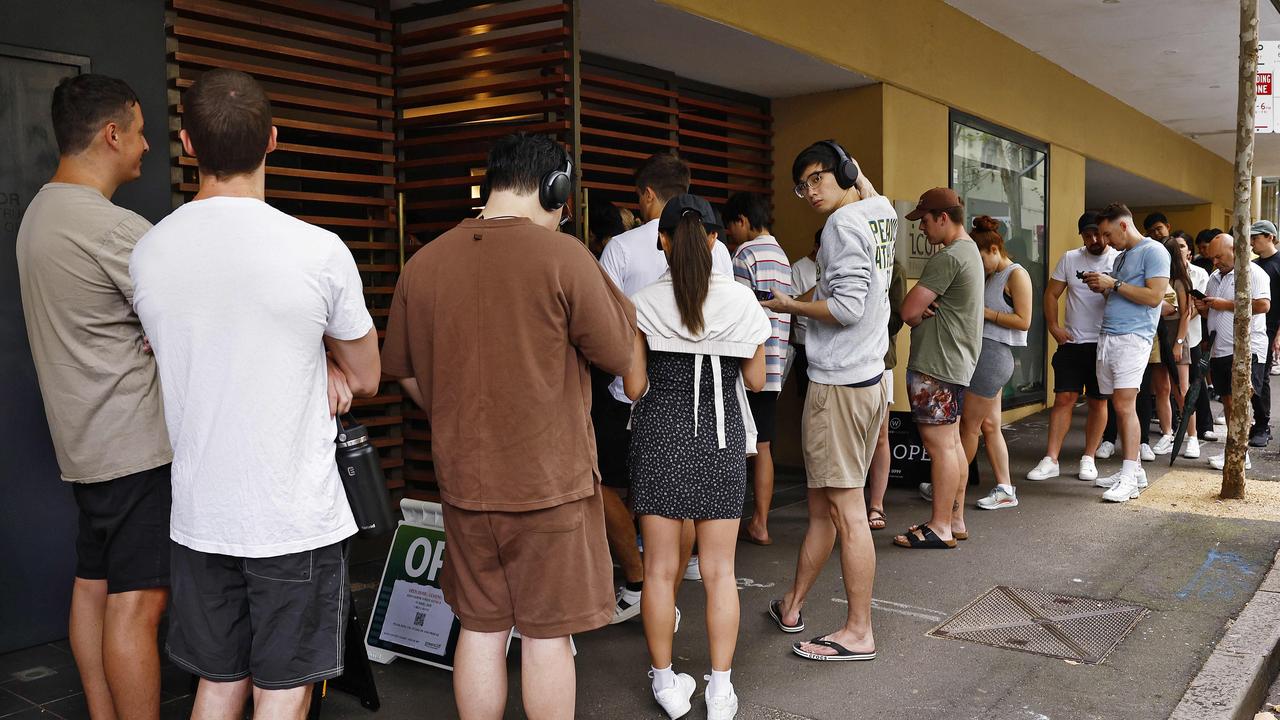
top-left (1113, 387), bottom-right (1141, 463)
top-left (521, 636), bottom-right (576, 720)
top-left (743, 443), bottom-right (774, 544)
top-left (70, 578), bottom-right (116, 720)
top-left (102, 587), bottom-right (168, 719)
top-left (866, 413), bottom-right (891, 528)
top-left (909, 423), bottom-right (962, 541)
top-left (639, 515), bottom-right (684, 669)
top-left (1153, 366), bottom-right (1174, 436)
top-left (250, 686), bottom-right (311, 720)
top-left (693, 519), bottom-right (740, 671)
top-left (601, 486), bottom-right (643, 584)
top-left (794, 487), bottom-right (875, 656)
top-left (1044, 391), bottom-right (1079, 462)
top-left (191, 678), bottom-right (252, 720)
top-left (454, 629), bottom-right (510, 720)
top-left (676, 519), bottom-right (695, 593)
top-left (777, 489), bottom-right (835, 626)
top-left (980, 396), bottom-right (1011, 488)
top-left (1084, 398), bottom-right (1109, 455)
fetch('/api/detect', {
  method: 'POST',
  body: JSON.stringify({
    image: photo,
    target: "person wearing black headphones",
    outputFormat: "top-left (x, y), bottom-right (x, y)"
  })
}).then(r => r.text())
top-left (382, 132), bottom-right (637, 719)
top-left (761, 140), bottom-right (896, 663)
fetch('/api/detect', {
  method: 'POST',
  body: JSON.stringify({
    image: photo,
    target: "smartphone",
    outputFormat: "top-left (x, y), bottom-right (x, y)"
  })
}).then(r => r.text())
top-left (1189, 288), bottom-right (1206, 300)
top-left (755, 288), bottom-right (773, 301)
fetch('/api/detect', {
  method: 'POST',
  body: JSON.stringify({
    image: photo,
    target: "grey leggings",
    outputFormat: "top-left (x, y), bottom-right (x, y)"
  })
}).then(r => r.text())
top-left (968, 340), bottom-right (1015, 399)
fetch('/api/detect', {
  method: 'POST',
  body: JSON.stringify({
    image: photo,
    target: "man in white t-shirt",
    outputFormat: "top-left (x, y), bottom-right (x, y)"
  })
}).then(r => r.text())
top-left (596, 153), bottom-right (731, 621)
top-left (1197, 233), bottom-right (1271, 470)
top-left (131, 70), bottom-right (381, 718)
top-left (1026, 212), bottom-right (1118, 482)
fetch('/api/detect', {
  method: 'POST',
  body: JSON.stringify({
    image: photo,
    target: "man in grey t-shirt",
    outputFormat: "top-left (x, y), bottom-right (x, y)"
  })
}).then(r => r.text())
top-left (16, 74), bottom-right (170, 720)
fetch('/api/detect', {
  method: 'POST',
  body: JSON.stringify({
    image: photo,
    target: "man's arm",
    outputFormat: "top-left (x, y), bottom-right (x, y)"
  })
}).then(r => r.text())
top-left (1044, 278), bottom-right (1071, 344)
top-left (1085, 272), bottom-right (1167, 307)
top-left (325, 330), bottom-right (380, 397)
top-left (901, 284), bottom-right (940, 327)
top-left (764, 221), bottom-right (868, 326)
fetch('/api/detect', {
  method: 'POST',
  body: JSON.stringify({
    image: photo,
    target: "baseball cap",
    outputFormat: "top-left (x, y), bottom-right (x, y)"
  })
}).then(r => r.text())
top-left (1251, 220), bottom-right (1278, 237)
top-left (905, 187), bottom-right (963, 221)
top-left (658, 193), bottom-right (719, 236)
top-left (1078, 211), bottom-right (1100, 234)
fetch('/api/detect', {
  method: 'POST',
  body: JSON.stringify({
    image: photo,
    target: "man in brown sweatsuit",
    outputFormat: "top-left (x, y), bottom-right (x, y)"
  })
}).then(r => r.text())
top-left (382, 133), bottom-right (636, 719)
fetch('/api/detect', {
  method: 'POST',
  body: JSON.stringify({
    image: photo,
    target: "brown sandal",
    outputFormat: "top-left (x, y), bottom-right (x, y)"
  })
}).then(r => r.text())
top-left (867, 508), bottom-right (887, 531)
top-left (908, 520), bottom-right (967, 541)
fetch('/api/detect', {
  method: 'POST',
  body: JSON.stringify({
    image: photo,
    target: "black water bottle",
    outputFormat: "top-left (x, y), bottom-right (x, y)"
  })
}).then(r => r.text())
top-left (335, 415), bottom-right (395, 537)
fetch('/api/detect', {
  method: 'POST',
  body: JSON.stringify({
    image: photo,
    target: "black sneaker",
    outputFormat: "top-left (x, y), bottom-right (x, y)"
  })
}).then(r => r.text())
top-left (1249, 429), bottom-right (1272, 448)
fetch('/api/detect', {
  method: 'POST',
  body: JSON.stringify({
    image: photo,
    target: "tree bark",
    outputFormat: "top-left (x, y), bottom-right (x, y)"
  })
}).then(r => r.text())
top-left (1224, 0), bottom-right (1260, 499)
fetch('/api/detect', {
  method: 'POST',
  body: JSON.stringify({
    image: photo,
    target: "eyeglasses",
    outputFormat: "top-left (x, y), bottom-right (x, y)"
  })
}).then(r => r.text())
top-left (793, 169), bottom-right (833, 198)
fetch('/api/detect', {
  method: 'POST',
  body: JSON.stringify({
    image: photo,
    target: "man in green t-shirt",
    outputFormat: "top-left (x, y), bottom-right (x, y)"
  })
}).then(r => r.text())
top-left (895, 188), bottom-right (985, 549)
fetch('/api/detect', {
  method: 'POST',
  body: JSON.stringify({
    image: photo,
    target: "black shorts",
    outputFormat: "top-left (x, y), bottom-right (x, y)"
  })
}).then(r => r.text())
top-left (747, 390), bottom-right (778, 444)
top-left (167, 540), bottom-right (349, 690)
top-left (72, 464), bottom-right (171, 594)
top-left (1209, 355), bottom-right (1267, 397)
top-left (1052, 343), bottom-right (1103, 399)
top-left (591, 368), bottom-right (632, 489)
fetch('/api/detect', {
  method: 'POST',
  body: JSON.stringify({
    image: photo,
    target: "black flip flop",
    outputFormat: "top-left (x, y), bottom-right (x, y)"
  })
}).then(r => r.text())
top-left (893, 524), bottom-right (957, 549)
top-left (792, 636), bottom-right (876, 662)
top-left (768, 599), bottom-right (804, 633)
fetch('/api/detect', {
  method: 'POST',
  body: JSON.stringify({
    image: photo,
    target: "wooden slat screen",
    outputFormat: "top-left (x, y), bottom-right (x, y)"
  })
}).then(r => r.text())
top-left (167, 0), bottom-right (405, 492)
top-left (393, 0), bottom-right (575, 500)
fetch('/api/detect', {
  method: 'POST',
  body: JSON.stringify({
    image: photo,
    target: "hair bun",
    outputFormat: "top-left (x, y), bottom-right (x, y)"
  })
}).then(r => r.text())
top-left (972, 215), bottom-right (1000, 233)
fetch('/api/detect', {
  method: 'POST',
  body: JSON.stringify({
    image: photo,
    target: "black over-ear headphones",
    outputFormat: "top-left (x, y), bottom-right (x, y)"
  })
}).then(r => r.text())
top-left (818, 139), bottom-right (859, 190)
top-left (539, 153), bottom-right (573, 211)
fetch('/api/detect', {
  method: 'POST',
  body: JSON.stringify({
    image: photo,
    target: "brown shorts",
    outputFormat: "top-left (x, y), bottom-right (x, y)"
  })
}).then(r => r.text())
top-left (802, 379), bottom-right (887, 489)
top-left (440, 485), bottom-right (613, 638)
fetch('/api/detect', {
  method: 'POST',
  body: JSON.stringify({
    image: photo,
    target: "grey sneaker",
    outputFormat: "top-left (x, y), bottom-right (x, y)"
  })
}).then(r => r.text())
top-left (918, 482), bottom-right (934, 501)
top-left (976, 487), bottom-right (1019, 510)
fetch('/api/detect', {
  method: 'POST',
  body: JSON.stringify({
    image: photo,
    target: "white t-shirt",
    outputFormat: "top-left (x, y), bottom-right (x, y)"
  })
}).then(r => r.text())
top-left (1049, 246), bottom-right (1119, 344)
top-left (1206, 262), bottom-right (1271, 360)
top-left (598, 217), bottom-right (733, 402)
top-left (790, 255), bottom-right (818, 345)
top-left (131, 197), bottom-right (373, 558)
top-left (1186, 263), bottom-right (1209, 348)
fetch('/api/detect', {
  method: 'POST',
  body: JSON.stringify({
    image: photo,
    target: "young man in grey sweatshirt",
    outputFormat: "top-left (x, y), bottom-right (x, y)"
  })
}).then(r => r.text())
top-left (761, 140), bottom-right (896, 662)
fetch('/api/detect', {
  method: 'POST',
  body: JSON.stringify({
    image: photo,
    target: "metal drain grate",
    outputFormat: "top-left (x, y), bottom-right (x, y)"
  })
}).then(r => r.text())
top-left (927, 586), bottom-right (1148, 664)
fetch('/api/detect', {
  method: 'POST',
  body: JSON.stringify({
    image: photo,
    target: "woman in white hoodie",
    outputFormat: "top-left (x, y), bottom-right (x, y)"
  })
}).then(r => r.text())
top-left (624, 194), bottom-right (770, 720)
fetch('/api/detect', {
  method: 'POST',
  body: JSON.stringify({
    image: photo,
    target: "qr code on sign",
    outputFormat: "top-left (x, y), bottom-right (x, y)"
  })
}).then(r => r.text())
top-left (414, 612), bottom-right (426, 627)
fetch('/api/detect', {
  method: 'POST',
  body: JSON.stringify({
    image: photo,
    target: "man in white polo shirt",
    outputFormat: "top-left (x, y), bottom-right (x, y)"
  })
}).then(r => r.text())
top-left (1198, 232), bottom-right (1271, 470)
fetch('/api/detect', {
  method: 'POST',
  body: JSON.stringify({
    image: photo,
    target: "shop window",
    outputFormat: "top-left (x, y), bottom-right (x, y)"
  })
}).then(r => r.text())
top-left (950, 113), bottom-right (1048, 408)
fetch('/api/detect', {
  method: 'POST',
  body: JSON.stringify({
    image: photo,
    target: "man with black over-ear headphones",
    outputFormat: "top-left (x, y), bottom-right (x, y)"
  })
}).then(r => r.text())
top-left (382, 132), bottom-right (637, 719)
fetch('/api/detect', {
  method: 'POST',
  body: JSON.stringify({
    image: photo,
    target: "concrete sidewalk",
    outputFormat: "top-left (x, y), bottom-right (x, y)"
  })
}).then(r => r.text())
top-left (319, 404), bottom-right (1280, 720)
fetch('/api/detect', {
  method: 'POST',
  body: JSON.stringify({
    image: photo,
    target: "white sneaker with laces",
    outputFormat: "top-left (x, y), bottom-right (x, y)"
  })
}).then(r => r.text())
top-left (1102, 474), bottom-right (1140, 502)
top-left (704, 682), bottom-right (739, 720)
top-left (1183, 437), bottom-right (1201, 459)
top-left (1135, 467), bottom-right (1148, 489)
top-left (1078, 456), bottom-right (1098, 481)
top-left (1026, 456), bottom-right (1060, 481)
top-left (684, 556), bottom-right (701, 582)
top-left (918, 482), bottom-right (933, 501)
top-left (1202, 429), bottom-right (1221, 441)
top-left (1140, 444), bottom-right (1156, 462)
top-left (611, 586), bottom-right (642, 624)
top-left (1215, 415), bottom-right (1226, 426)
top-left (977, 487), bottom-right (1019, 509)
top-left (650, 671), bottom-right (696, 720)
top-left (1152, 434), bottom-right (1174, 456)
top-left (1209, 452), bottom-right (1251, 470)
top-left (1094, 470), bottom-right (1125, 488)
top-left (1095, 441), bottom-right (1116, 459)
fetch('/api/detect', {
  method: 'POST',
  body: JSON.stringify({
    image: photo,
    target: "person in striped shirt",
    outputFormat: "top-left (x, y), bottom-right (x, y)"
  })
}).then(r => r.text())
top-left (724, 191), bottom-right (792, 546)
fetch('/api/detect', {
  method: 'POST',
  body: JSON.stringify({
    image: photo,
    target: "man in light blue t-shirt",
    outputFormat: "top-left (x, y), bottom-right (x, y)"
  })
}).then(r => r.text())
top-left (1081, 203), bottom-right (1169, 503)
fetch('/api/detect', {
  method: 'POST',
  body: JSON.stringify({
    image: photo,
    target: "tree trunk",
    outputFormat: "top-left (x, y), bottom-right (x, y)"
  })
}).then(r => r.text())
top-left (1224, 0), bottom-right (1260, 499)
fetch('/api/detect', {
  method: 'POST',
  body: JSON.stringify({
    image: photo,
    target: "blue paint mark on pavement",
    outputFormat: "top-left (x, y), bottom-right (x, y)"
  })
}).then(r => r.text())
top-left (1176, 548), bottom-right (1260, 601)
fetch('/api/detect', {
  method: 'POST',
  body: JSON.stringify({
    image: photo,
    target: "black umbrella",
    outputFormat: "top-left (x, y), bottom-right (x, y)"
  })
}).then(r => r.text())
top-left (1171, 331), bottom-right (1215, 464)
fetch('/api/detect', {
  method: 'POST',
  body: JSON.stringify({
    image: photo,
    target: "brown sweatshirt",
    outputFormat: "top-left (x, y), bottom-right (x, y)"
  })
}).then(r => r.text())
top-left (382, 217), bottom-right (637, 512)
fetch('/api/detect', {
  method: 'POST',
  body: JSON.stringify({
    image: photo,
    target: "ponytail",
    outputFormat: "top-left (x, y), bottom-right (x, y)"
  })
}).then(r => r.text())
top-left (668, 213), bottom-right (712, 334)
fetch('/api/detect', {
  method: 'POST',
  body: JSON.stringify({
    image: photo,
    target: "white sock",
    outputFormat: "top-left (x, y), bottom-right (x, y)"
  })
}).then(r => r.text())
top-left (707, 668), bottom-right (732, 698)
top-left (1082, 455), bottom-right (1095, 462)
top-left (1122, 459), bottom-right (1141, 476)
top-left (998, 483), bottom-right (1015, 495)
top-left (651, 665), bottom-right (676, 692)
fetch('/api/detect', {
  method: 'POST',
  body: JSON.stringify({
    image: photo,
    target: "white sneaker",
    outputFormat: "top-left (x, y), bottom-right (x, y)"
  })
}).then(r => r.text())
top-left (976, 486), bottom-right (1019, 510)
top-left (1209, 453), bottom-right (1251, 470)
top-left (1135, 467), bottom-right (1148, 489)
top-left (1272, 364), bottom-right (1280, 376)
top-left (1140, 444), bottom-right (1156, 462)
top-left (1202, 429), bottom-right (1221, 441)
top-left (1095, 441), bottom-right (1116, 459)
top-left (1094, 470), bottom-right (1125, 488)
top-left (674, 607), bottom-right (682, 633)
top-left (684, 556), bottom-right (701, 581)
top-left (1078, 456), bottom-right (1098, 481)
top-left (918, 482), bottom-right (934, 501)
top-left (1216, 415), bottom-right (1226, 426)
top-left (611, 586), bottom-right (642, 624)
top-left (1102, 475), bottom-right (1140, 502)
top-left (1183, 437), bottom-right (1201, 459)
top-left (704, 682), bottom-right (739, 720)
top-left (1026, 456), bottom-right (1060, 481)
top-left (651, 671), bottom-right (696, 720)
top-left (1152, 434), bottom-right (1174, 456)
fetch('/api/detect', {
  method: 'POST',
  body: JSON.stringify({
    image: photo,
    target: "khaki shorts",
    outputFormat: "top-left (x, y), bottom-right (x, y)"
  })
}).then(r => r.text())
top-left (802, 379), bottom-right (887, 489)
top-left (440, 485), bottom-right (613, 638)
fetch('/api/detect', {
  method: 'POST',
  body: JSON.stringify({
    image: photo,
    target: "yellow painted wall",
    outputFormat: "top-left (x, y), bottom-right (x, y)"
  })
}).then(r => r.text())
top-left (1042, 145), bottom-right (1087, 409)
top-left (663, 0), bottom-right (1233, 211)
top-left (1129, 204), bottom-right (1220, 235)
